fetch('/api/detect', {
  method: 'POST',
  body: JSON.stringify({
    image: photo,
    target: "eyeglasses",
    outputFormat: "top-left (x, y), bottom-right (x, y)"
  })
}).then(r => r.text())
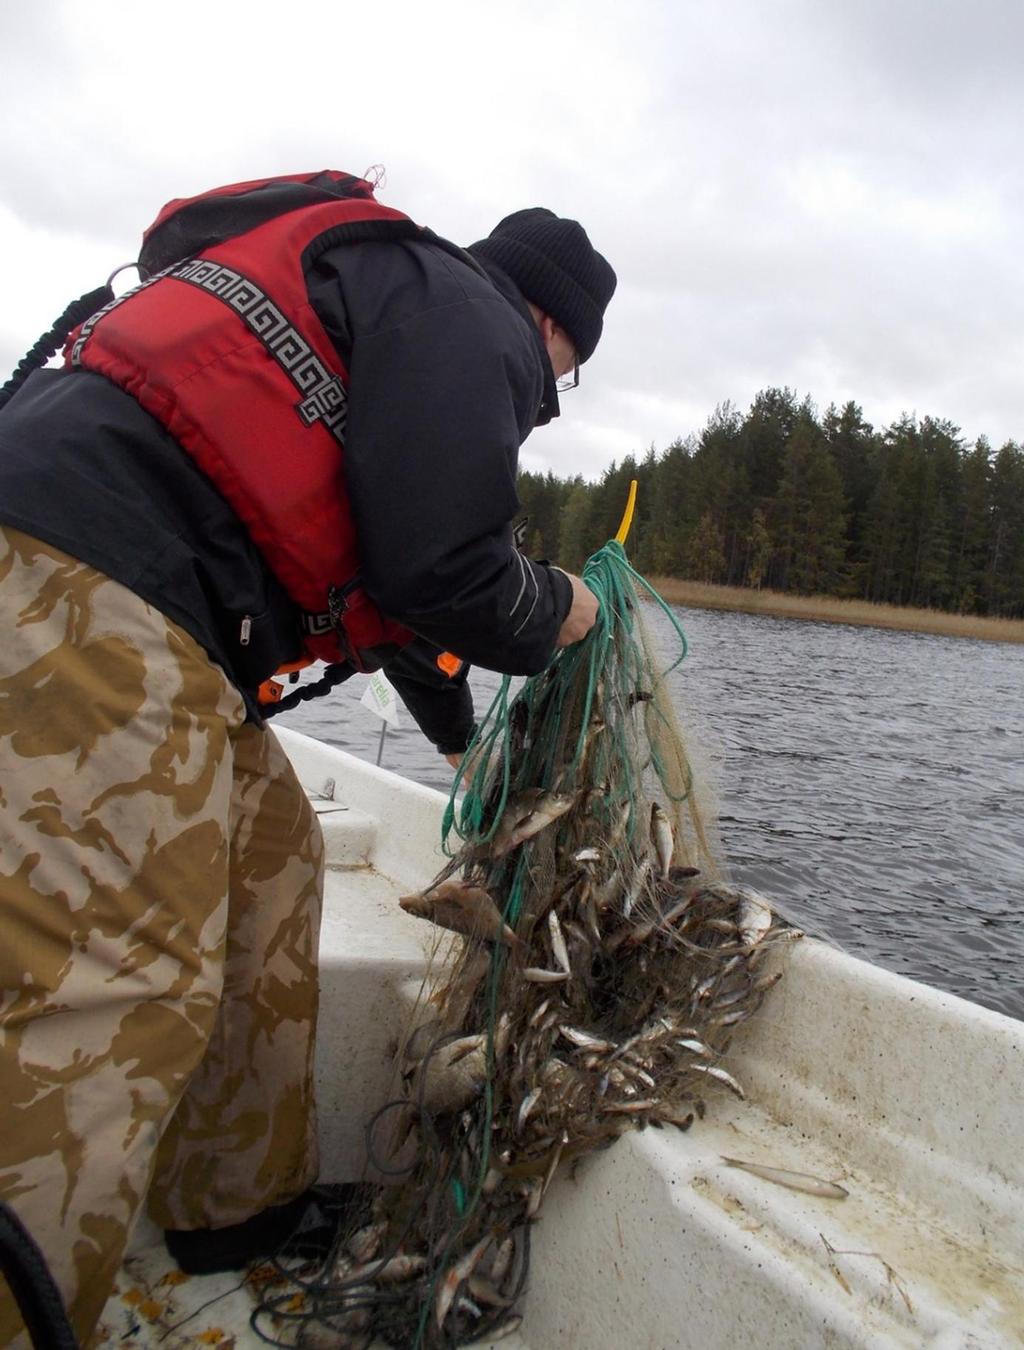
top-left (556, 353), bottom-right (580, 393)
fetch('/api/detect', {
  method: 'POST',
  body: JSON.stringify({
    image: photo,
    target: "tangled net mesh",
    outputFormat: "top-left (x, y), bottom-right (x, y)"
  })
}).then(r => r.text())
top-left (253, 540), bottom-right (799, 1349)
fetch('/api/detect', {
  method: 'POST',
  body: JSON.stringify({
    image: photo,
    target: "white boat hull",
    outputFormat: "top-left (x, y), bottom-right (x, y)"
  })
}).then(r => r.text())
top-left (96, 726), bottom-right (1024, 1349)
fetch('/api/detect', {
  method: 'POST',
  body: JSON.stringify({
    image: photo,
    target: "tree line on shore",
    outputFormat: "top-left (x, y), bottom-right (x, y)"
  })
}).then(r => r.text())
top-left (519, 388), bottom-right (1024, 618)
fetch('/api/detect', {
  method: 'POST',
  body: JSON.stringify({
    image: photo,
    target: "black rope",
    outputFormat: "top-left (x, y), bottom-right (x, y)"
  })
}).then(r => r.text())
top-left (0, 1200), bottom-right (78, 1349)
top-left (0, 284), bottom-right (113, 412)
top-left (260, 663), bottom-right (353, 717)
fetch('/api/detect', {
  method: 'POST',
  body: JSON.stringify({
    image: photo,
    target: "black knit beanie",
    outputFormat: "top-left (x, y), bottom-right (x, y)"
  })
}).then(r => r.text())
top-left (469, 208), bottom-right (616, 363)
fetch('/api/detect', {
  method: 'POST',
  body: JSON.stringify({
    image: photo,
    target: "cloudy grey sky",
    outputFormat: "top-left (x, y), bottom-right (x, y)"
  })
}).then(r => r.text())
top-left (2, 0), bottom-right (1022, 481)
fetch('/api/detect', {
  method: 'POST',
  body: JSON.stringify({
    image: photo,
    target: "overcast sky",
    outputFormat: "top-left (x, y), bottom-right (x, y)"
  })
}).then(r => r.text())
top-left (2, 0), bottom-right (1022, 481)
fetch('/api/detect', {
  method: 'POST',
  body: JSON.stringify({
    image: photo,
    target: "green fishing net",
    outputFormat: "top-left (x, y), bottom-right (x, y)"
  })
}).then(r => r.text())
top-left (254, 539), bottom-right (794, 1350)
top-left (443, 538), bottom-right (716, 881)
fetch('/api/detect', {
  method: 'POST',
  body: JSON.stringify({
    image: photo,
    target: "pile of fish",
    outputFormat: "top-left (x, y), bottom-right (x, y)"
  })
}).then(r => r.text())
top-left (284, 807), bottom-right (799, 1347)
top-left (274, 564), bottom-right (800, 1348)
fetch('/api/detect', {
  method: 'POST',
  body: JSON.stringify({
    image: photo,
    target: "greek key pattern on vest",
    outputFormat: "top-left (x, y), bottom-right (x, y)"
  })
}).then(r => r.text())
top-left (69, 264), bottom-right (178, 367)
top-left (170, 258), bottom-right (348, 442)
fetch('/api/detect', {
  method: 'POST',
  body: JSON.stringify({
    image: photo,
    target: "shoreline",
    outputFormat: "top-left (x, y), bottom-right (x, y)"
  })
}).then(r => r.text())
top-left (643, 577), bottom-right (1024, 645)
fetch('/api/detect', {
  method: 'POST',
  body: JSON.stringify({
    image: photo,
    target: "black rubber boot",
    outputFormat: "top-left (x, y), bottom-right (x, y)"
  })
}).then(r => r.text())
top-left (164, 1184), bottom-right (369, 1274)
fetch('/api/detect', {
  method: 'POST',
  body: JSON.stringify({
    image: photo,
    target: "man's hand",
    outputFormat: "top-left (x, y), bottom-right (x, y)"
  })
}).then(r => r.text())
top-left (556, 572), bottom-right (599, 647)
top-left (446, 745), bottom-right (485, 776)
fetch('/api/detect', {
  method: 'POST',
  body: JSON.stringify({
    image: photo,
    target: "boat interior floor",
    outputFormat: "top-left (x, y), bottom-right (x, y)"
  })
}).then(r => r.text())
top-left (93, 729), bottom-right (1024, 1349)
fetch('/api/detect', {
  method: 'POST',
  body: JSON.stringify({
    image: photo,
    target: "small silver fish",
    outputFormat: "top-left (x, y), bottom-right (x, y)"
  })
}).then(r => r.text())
top-left (492, 1011), bottom-right (513, 1060)
top-left (523, 966), bottom-right (570, 983)
top-left (582, 889), bottom-right (603, 943)
top-left (539, 1057), bottom-right (574, 1086)
top-left (435, 1234), bottom-right (493, 1329)
top-left (580, 717), bottom-right (607, 764)
top-left (622, 855), bottom-right (654, 920)
top-left (708, 1006), bottom-right (753, 1028)
top-left (573, 846), bottom-right (602, 865)
top-left (650, 803), bottom-right (674, 877)
top-left (524, 1176), bottom-right (544, 1218)
top-left (618, 1060), bottom-right (656, 1088)
top-left (347, 1220), bottom-right (387, 1263)
top-left (560, 1025), bottom-right (614, 1052)
top-left (492, 789), bottom-right (577, 856)
top-left (592, 866), bottom-right (623, 910)
top-left (691, 1063), bottom-right (746, 1099)
top-left (703, 917), bottom-right (740, 934)
top-left (713, 981), bottom-right (756, 1010)
top-left (604, 1097), bottom-right (660, 1114)
top-left (658, 895), bottom-right (694, 928)
top-left (350, 1252), bottom-right (426, 1283)
top-left (609, 1030), bottom-right (641, 1061)
top-left (517, 1086), bottom-right (543, 1133)
top-left (542, 1130), bottom-right (569, 1195)
top-left (694, 970), bottom-right (720, 1001)
top-left (721, 1155), bottom-right (849, 1199)
top-left (736, 887), bottom-right (773, 948)
top-left (677, 1037), bottom-right (714, 1058)
top-left (548, 909), bottom-right (571, 974)
top-left (467, 1274), bottom-right (514, 1308)
top-left (606, 798), bottom-right (633, 847)
top-left (489, 1236), bottom-right (515, 1285)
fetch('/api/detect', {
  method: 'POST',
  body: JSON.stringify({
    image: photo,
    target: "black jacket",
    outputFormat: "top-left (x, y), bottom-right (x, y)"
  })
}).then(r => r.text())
top-left (0, 214), bottom-right (572, 752)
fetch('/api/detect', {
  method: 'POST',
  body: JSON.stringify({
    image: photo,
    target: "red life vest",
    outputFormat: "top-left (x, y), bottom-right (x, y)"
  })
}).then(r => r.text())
top-left (64, 170), bottom-right (421, 667)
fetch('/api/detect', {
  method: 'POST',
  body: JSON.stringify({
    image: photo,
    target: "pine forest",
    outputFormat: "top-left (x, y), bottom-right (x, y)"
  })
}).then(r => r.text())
top-left (519, 389), bottom-right (1024, 619)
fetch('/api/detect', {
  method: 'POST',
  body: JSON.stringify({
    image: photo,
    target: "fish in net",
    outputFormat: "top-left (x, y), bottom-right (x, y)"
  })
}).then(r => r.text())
top-left (253, 539), bottom-right (802, 1349)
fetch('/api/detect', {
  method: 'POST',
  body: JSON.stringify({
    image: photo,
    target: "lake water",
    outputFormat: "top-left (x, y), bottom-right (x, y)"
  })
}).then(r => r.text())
top-left (276, 606), bottom-right (1024, 1022)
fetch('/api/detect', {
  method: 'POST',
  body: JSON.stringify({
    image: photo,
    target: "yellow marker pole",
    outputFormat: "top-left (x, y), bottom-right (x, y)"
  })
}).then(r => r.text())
top-left (614, 478), bottom-right (638, 546)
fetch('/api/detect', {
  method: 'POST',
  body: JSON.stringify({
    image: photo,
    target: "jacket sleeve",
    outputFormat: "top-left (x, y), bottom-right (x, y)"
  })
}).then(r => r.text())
top-left (382, 639), bottom-right (476, 756)
top-left (307, 240), bottom-right (573, 676)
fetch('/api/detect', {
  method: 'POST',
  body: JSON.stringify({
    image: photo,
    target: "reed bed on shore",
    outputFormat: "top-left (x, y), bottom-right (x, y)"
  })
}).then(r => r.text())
top-left (645, 579), bottom-right (1024, 645)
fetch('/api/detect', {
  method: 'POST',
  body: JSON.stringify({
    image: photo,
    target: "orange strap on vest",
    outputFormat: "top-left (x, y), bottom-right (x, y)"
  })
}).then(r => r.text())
top-left (257, 656), bottom-right (316, 707)
top-left (257, 678), bottom-right (284, 706)
top-left (258, 650), bottom-right (462, 710)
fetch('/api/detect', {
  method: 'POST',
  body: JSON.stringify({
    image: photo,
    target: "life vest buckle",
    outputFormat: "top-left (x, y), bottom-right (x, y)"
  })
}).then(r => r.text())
top-left (325, 581), bottom-right (372, 672)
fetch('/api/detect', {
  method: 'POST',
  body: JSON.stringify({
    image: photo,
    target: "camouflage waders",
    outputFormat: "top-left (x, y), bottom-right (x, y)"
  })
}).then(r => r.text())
top-left (0, 527), bottom-right (325, 1347)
